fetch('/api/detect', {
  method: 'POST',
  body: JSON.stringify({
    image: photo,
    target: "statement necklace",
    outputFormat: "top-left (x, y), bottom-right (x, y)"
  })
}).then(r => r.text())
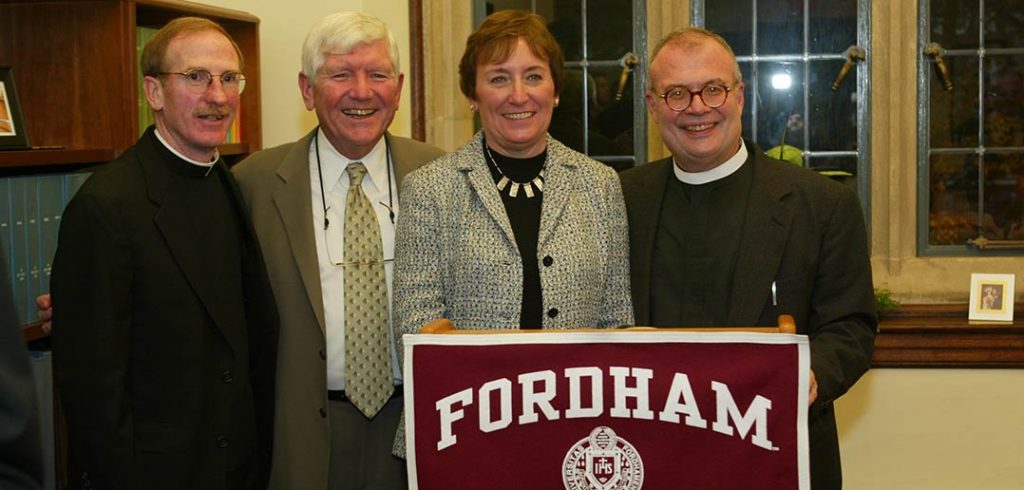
top-left (484, 144), bottom-right (545, 199)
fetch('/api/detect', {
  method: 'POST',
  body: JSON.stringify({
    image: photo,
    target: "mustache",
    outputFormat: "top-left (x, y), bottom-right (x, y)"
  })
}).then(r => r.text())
top-left (195, 106), bottom-right (231, 118)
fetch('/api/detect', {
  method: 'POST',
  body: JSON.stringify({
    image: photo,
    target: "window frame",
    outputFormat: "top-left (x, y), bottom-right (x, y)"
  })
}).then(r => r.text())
top-left (470, 0), bottom-right (649, 167)
top-left (692, 0), bottom-right (873, 226)
top-left (915, 0), bottom-right (1024, 257)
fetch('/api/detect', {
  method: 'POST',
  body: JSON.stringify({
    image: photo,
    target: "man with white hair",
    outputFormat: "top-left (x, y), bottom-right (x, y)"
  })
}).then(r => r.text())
top-left (233, 11), bottom-right (443, 490)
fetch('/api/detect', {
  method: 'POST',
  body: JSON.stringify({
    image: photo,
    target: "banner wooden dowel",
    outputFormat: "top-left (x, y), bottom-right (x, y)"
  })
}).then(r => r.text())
top-left (419, 318), bottom-right (455, 333)
top-left (778, 314), bottom-right (797, 334)
top-left (419, 316), bottom-right (799, 335)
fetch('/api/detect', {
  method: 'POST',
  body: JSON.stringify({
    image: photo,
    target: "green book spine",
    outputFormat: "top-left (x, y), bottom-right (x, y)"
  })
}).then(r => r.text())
top-left (38, 174), bottom-right (63, 296)
top-left (24, 176), bottom-right (40, 325)
top-left (0, 178), bottom-right (11, 310)
top-left (9, 177), bottom-right (28, 324)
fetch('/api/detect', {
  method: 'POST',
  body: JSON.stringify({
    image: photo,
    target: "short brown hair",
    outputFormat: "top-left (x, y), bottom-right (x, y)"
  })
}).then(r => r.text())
top-left (141, 17), bottom-right (243, 77)
top-left (459, 10), bottom-right (564, 100)
top-left (649, 27), bottom-right (742, 89)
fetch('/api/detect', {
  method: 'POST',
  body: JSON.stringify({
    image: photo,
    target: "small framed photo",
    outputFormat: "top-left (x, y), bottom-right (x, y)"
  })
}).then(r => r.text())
top-left (0, 66), bottom-right (30, 149)
top-left (968, 273), bottom-right (1015, 322)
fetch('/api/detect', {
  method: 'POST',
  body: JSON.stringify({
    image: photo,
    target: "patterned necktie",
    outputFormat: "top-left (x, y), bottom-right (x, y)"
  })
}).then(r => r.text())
top-left (343, 162), bottom-right (394, 418)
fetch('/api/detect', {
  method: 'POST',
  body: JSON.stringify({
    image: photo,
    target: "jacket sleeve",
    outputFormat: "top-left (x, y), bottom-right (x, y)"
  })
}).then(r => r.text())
top-left (807, 187), bottom-right (877, 407)
top-left (597, 168), bottom-right (635, 327)
top-left (51, 190), bottom-right (135, 489)
top-left (393, 170), bottom-right (449, 368)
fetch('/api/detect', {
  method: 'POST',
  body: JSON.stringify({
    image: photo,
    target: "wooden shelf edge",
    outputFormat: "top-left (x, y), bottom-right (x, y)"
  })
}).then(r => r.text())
top-left (135, 0), bottom-right (259, 23)
top-left (873, 303), bottom-right (1024, 369)
top-left (0, 148), bottom-right (116, 168)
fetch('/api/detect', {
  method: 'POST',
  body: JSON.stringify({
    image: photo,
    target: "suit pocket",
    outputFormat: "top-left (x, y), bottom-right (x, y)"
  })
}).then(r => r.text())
top-left (132, 422), bottom-right (194, 489)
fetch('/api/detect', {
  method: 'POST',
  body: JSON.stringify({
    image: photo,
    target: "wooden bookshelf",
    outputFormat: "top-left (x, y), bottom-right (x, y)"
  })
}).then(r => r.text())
top-left (0, 4), bottom-right (263, 487)
top-left (0, 148), bottom-right (116, 171)
top-left (0, 0), bottom-right (262, 168)
top-left (0, 0), bottom-right (263, 327)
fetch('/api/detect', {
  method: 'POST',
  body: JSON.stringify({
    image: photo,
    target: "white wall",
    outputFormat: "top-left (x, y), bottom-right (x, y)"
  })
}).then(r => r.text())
top-left (838, 369), bottom-right (1024, 489)
top-left (205, 0), bottom-right (413, 148)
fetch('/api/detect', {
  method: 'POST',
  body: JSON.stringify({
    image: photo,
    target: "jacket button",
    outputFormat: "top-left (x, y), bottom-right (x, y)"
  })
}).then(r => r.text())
top-left (547, 308), bottom-right (559, 318)
top-left (320, 407), bottom-right (327, 418)
top-left (217, 435), bottom-right (229, 448)
top-left (542, 256), bottom-right (553, 267)
top-left (221, 370), bottom-right (233, 383)
top-left (319, 349), bottom-right (326, 361)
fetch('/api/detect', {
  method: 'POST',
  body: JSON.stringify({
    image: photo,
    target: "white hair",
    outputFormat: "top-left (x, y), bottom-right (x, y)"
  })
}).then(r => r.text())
top-left (301, 11), bottom-right (400, 78)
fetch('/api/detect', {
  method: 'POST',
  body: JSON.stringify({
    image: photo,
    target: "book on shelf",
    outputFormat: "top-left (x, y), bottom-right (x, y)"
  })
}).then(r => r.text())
top-left (1, 171), bottom-right (91, 326)
top-left (8, 177), bottom-right (28, 325)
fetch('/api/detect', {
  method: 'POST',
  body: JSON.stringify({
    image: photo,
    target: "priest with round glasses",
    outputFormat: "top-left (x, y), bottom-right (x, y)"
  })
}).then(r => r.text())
top-left (621, 27), bottom-right (877, 490)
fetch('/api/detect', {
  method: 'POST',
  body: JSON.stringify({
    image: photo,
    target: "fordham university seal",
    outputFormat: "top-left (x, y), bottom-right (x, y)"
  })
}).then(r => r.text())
top-left (562, 426), bottom-right (644, 490)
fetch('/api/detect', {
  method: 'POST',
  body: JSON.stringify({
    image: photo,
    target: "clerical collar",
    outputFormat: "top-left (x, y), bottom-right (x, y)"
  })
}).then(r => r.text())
top-left (154, 128), bottom-right (218, 176)
top-left (672, 139), bottom-right (748, 185)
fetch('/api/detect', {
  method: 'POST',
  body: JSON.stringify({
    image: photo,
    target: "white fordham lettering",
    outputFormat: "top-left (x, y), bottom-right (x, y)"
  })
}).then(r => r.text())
top-left (436, 388), bottom-right (473, 451)
top-left (711, 381), bottom-right (777, 450)
top-left (658, 373), bottom-right (708, 429)
top-left (518, 370), bottom-right (559, 424)
top-left (478, 379), bottom-right (512, 433)
top-left (431, 367), bottom-right (776, 452)
top-left (610, 366), bottom-right (654, 420)
top-left (565, 367), bottom-right (603, 418)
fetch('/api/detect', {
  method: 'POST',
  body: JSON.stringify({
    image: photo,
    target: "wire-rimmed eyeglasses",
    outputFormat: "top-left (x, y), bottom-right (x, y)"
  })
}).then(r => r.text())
top-left (326, 253), bottom-right (393, 268)
top-left (159, 70), bottom-right (247, 94)
top-left (656, 83), bottom-right (736, 112)
top-left (323, 226), bottom-right (393, 268)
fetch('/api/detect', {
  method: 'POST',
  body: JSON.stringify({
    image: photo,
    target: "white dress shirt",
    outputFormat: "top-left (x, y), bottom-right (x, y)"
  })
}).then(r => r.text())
top-left (309, 129), bottom-right (401, 390)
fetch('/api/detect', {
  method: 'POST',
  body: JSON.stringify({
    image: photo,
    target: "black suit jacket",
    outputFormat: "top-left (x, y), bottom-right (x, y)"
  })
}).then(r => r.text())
top-left (620, 141), bottom-right (877, 489)
top-left (51, 129), bottom-right (278, 490)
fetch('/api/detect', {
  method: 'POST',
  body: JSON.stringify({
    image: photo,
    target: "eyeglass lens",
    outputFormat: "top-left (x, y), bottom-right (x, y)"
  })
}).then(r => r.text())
top-left (664, 84), bottom-right (729, 111)
top-left (178, 70), bottom-right (246, 94)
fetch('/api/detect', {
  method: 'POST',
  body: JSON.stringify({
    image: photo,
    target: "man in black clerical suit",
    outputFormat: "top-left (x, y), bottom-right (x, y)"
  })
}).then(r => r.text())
top-left (621, 28), bottom-right (876, 489)
top-left (51, 17), bottom-right (278, 490)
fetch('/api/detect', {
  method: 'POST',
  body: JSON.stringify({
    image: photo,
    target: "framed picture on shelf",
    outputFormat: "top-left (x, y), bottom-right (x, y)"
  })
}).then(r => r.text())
top-left (0, 66), bottom-right (30, 149)
top-left (968, 273), bottom-right (1015, 322)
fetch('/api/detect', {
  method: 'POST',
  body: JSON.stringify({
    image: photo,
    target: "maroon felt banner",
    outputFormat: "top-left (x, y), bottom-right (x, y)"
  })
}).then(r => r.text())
top-left (403, 331), bottom-right (809, 490)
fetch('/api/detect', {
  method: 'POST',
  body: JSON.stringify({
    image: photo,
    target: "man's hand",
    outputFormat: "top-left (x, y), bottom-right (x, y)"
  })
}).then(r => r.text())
top-left (808, 369), bottom-right (818, 406)
top-left (35, 294), bottom-right (52, 334)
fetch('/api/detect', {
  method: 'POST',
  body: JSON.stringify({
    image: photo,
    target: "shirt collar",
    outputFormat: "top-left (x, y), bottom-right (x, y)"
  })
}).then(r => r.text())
top-left (672, 139), bottom-right (748, 185)
top-left (154, 128), bottom-right (218, 174)
top-left (315, 128), bottom-right (388, 192)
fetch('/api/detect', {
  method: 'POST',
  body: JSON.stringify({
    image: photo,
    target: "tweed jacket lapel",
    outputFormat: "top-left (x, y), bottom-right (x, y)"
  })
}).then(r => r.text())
top-left (141, 135), bottom-right (235, 341)
top-left (727, 148), bottom-right (793, 325)
top-left (626, 157), bottom-right (672, 325)
top-left (457, 133), bottom-right (517, 249)
top-left (537, 136), bottom-right (577, 249)
top-left (271, 129), bottom-right (327, 332)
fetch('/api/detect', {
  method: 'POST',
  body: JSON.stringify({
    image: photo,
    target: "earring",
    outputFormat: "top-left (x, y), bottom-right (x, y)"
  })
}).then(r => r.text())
top-left (554, 97), bottom-right (560, 107)
top-left (470, 104), bottom-right (477, 112)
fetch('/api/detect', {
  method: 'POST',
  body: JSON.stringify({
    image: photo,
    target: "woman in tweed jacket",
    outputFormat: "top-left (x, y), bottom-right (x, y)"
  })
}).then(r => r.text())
top-left (393, 10), bottom-right (633, 340)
